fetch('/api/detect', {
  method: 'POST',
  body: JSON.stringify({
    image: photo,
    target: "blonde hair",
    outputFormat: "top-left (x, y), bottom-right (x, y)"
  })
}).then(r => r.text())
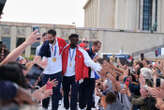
top-left (140, 68), bottom-right (153, 79)
top-left (110, 55), bottom-right (115, 63)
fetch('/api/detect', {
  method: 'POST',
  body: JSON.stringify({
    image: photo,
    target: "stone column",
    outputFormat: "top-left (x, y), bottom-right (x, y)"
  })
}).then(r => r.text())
top-left (157, 0), bottom-right (161, 32)
top-left (92, 0), bottom-right (95, 27)
top-left (152, 0), bottom-right (156, 29)
top-left (136, 0), bottom-right (141, 30)
top-left (125, 0), bottom-right (137, 30)
top-left (96, 30), bottom-right (104, 56)
top-left (83, 29), bottom-right (90, 41)
top-left (91, 0), bottom-right (94, 27)
top-left (97, 0), bottom-right (115, 28)
top-left (10, 26), bottom-right (17, 51)
top-left (162, 0), bottom-right (164, 33)
top-left (140, 0), bottom-right (144, 30)
top-left (40, 27), bottom-right (47, 34)
top-left (25, 27), bottom-right (31, 57)
top-left (88, 3), bottom-right (91, 27)
top-left (115, 0), bottom-right (126, 29)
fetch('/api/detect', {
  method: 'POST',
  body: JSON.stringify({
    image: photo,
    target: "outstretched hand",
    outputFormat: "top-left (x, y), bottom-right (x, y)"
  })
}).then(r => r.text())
top-left (32, 78), bottom-right (58, 101)
top-left (46, 78), bottom-right (58, 90)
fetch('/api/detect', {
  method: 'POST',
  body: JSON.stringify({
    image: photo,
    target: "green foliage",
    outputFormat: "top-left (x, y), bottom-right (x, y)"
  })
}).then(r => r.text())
top-left (27, 55), bottom-right (34, 61)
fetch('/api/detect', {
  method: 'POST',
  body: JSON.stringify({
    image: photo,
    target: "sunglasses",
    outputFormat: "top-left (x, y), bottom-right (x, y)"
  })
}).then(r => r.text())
top-left (83, 41), bottom-right (89, 43)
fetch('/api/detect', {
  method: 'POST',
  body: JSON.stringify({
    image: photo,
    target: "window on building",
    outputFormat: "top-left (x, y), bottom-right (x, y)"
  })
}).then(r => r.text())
top-left (31, 42), bottom-right (40, 55)
top-left (2, 37), bottom-right (11, 51)
top-left (142, 0), bottom-right (153, 31)
top-left (154, 0), bottom-right (158, 31)
top-left (16, 38), bottom-right (25, 47)
top-left (16, 38), bottom-right (25, 54)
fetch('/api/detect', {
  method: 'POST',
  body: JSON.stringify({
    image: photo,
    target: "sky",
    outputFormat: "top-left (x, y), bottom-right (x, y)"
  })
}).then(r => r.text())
top-left (1, 0), bottom-right (87, 27)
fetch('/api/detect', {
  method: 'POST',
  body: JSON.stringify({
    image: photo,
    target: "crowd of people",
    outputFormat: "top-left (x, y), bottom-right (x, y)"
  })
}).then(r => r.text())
top-left (0, 42), bottom-right (9, 62)
top-left (1, 0), bottom-right (164, 110)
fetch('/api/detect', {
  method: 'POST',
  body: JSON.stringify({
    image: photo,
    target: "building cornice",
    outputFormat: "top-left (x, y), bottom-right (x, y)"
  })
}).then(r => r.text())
top-left (0, 21), bottom-right (75, 28)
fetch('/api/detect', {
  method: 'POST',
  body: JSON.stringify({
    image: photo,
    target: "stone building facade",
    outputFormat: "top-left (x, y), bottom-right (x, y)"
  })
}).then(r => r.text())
top-left (0, 22), bottom-right (76, 57)
top-left (84, 0), bottom-right (164, 33)
top-left (0, 21), bottom-right (164, 58)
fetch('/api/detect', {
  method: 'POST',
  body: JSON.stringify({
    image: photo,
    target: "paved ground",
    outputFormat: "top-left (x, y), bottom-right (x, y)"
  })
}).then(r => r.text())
top-left (40, 96), bottom-right (100, 110)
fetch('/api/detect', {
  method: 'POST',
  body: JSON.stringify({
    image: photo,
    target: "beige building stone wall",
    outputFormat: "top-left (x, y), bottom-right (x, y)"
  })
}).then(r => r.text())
top-left (84, 0), bottom-right (164, 33)
top-left (159, 0), bottom-right (164, 33)
top-left (1, 22), bottom-right (164, 58)
top-left (0, 22), bottom-right (75, 57)
top-left (98, 0), bottom-right (115, 28)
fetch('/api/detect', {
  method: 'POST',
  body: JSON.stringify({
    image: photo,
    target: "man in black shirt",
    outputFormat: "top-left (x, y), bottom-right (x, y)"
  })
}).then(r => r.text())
top-left (79, 40), bottom-right (102, 110)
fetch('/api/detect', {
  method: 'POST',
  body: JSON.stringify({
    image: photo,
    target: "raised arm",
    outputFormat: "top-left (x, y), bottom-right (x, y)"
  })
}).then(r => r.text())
top-left (82, 48), bottom-right (102, 72)
top-left (0, 31), bottom-right (41, 65)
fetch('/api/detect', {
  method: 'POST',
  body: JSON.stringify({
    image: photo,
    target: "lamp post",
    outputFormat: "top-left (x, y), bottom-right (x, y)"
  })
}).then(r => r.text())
top-left (72, 22), bottom-right (76, 32)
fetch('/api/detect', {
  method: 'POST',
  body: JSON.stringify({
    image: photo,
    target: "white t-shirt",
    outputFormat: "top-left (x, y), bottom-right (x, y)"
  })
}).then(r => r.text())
top-left (64, 48), bottom-right (76, 76)
top-left (43, 40), bottom-right (62, 74)
top-left (35, 44), bottom-right (42, 56)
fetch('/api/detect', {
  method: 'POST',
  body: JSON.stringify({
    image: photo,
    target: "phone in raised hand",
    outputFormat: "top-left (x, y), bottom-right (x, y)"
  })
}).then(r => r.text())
top-left (32, 26), bottom-right (40, 40)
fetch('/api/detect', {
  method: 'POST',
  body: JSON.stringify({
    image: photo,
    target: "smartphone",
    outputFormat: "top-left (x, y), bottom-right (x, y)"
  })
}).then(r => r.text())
top-left (156, 78), bottom-right (161, 87)
top-left (32, 26), bottom-right (40, 40)
top-left (26, 64), bottom-right (44, 85)
top-left (116, 75), bottom-right (120, 81)
top-left (32, 26), bottom-right (40, 32)
top-left (0, 41), bottom-right (3, 48)
top-left (125, 77), bottom-right (131, 87)
top-left (140, 53), bottom-right (144, 61)
top-left (28, 64), bottom-right (43, 77)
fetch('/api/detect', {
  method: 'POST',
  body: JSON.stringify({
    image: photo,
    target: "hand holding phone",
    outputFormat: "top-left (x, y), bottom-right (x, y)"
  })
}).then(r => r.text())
top-left (32, 26), bottom-right (40, 40)
top-left (32, 26), bottom-right (40, 32)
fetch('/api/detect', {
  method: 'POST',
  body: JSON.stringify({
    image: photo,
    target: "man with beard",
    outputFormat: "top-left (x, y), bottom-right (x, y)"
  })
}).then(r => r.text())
top-left (39, 29), bottom-right (67, 110)
top-left (62, 34), bottom-right (101, 110)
